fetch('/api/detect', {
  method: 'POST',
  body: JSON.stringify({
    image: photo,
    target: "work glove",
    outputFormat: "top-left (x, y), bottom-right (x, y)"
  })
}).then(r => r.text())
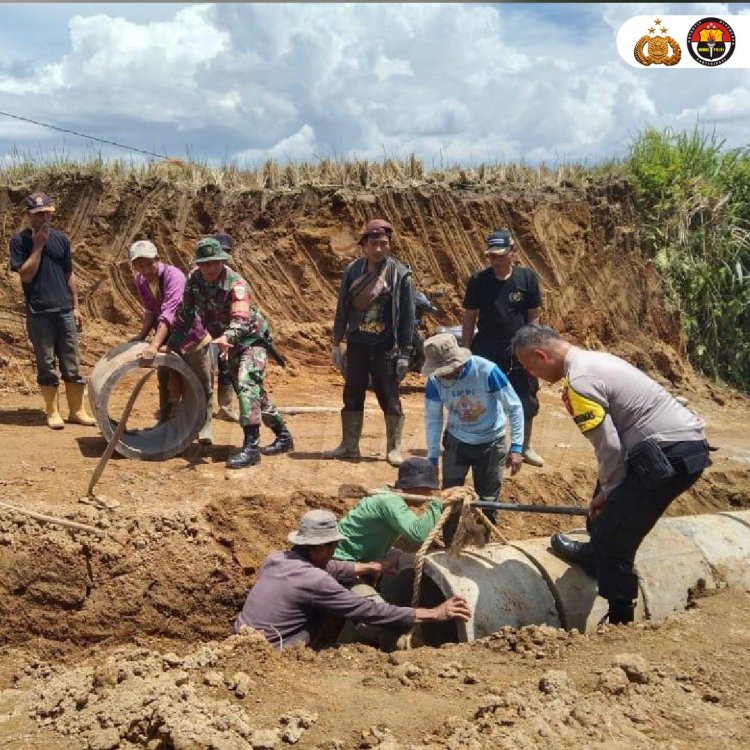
top-left (395, 355), bottom-right (410, 382)
top-left (331, 345), bottom-right (347, 376)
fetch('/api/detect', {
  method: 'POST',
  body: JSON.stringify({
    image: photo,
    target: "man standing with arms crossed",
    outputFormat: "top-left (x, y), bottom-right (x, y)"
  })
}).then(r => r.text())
top-left (461, 229), bottom-right (544, 466)
top-left (9, 192), bottom-right (95, 429)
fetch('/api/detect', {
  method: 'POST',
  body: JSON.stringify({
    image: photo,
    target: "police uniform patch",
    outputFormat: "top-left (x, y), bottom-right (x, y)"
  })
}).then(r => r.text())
top-left (562, 379), bottom-right (606, 433)
top-left (510, 290), bottom-right (524, 303)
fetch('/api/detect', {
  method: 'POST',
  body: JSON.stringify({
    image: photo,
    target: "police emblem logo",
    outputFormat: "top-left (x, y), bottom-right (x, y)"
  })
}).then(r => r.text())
top-left (509, 290), bottom-right (523, 303)
top-left (687, 17), bottom-right (735, 66)
top-left (634, 18), bottom-right (681, 66)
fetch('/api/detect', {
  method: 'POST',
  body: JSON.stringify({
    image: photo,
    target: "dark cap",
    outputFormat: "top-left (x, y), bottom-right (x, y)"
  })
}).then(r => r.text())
top-left (25, 192), bottom-right (55, 214)
top-left (359, 218), bottom-right (393, 244)
top-left (212, 232), bottom-right (234, 252)
top-left (394, 457), bottom-right (439, 490)
top-left (195, 237), bottom-right (231, 263)
top-left (486, 229), bottom-right (515, 255)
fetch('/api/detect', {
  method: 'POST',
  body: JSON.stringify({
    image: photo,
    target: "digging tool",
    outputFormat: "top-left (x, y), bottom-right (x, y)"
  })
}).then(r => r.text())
top-left (472, 500), bottom-right (588, 517)
top-left (338, 485), bottom-right (588, 516)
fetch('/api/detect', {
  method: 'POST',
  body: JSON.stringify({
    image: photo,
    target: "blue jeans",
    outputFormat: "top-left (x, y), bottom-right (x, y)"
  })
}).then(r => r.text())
top-left (26, 310), bottom-right (84, 386)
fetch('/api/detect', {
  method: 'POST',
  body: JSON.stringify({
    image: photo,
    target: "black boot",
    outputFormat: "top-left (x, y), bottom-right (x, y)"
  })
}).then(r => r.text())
top-left (260, 424), bottom-right (294, 456)
top-left (550, 533), bottom-right (597, 575)
top-left (226, 425), bottom-right (261, 469)
top-left (602, 601), bottom-right (635, 626)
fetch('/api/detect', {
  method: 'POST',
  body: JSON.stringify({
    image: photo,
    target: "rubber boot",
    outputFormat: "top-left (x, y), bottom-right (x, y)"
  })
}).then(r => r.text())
top-left (522, 419), bottom-right (544, 467)
top-left (226, 424), bottom-right (261, 469)
top-left (197, 399), bottom-right (214, 446)
top-left (261, 423), bottom-right (294, 455)
top-left (64, 382), bottom-right (96, 426)
top-left (40, 385), bottom-right (64, 430)
top-left (605, 601), bottom-right (635, 626)
top-left (322, 410), bottom-right (363, 459)
top-left (216, 382), bottom-right (239, 422)
top-left (385, 414), bottom-right (405, 467)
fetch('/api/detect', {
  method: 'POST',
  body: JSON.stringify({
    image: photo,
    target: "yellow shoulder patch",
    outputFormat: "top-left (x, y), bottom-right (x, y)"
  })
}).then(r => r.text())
top-left (561, 378), bottom-right (606, 433)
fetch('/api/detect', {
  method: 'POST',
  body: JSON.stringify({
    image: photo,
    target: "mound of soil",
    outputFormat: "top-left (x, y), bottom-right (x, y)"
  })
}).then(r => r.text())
top-left (1, 174), bottom-right (749, 749)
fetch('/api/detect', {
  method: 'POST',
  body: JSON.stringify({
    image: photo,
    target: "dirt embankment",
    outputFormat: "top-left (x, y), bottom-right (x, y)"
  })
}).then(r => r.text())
top-left (0, 175), bottom-right (688, 391)
top-left (1, 174), bottom-right (749, 750)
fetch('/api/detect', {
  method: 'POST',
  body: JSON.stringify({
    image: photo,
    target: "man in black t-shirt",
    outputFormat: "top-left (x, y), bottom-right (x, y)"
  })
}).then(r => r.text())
top-left (461, 229), bottom-right (544, 466)
top-left (9, 192), bottom-right (95, 430)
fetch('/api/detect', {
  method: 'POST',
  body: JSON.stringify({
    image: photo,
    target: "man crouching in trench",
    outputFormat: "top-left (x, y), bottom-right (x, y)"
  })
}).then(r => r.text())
top-left (234, 509), bottom-right (470, 649)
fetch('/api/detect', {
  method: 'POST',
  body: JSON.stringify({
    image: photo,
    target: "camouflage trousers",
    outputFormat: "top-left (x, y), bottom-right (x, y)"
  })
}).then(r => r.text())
top-left (228, 346), bottom-right (286, 431)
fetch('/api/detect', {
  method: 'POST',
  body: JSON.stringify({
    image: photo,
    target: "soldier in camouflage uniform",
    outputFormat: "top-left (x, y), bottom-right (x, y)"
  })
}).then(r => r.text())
top-left (167, 238), bottom-right (293, 469)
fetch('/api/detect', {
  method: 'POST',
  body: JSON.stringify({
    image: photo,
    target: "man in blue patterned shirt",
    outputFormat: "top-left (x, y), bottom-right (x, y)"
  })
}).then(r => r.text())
top-left (423, 332), bottom-right (524, 537)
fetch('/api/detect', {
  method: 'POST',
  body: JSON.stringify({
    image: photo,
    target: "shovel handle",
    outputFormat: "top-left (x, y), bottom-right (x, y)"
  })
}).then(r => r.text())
top-left (472, 501), bottom-right (588, 516)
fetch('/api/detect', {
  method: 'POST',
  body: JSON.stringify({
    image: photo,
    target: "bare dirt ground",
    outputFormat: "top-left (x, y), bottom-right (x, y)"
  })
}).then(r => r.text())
top-left (0, 372), bottom-right (749, 749)
top-left (0, 176), bottom-right (749, 748)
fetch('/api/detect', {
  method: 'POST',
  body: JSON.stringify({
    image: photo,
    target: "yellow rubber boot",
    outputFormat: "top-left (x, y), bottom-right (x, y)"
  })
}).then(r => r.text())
top-left (64, 382), bottom-right (96, 426)
top-left (40, 385), bottom-right (64, 430)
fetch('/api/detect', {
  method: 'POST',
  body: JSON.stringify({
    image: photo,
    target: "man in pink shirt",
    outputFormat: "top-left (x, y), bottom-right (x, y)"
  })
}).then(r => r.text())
top-left (129, 240), bottom-right (214, 445)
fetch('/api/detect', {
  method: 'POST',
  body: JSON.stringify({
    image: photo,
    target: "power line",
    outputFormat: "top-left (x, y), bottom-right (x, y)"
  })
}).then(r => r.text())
top-left (0, 109), bottom-right (168, 160)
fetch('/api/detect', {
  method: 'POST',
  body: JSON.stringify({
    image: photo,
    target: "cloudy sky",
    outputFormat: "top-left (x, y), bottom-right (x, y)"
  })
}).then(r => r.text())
top-left (1, 2), bottom-right (749, 168)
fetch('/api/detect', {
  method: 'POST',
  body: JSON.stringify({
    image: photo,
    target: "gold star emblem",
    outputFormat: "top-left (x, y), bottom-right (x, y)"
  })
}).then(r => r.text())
top-left (661, 27), bottom-right (667, 34)
top-left (649, 27), bottom-right (655, 34)
top-left (654, 18), bottom-right (662, 25)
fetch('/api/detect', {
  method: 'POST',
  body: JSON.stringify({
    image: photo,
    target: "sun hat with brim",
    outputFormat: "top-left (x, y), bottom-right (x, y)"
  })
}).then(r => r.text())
top-left (394, 457), bottom-right (439, 490)
top-left (421, 332), bottom-right (472, 377)
top-left (287, 509), bottom-right (346, 546)
top-left (194, 237), bottom-right (231, 263)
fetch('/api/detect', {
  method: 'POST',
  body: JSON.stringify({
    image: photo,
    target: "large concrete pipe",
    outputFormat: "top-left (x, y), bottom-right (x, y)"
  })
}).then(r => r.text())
top-left (88, 341), bottom-right (206, 461)
top-left (393, 510), bottom-right (750, 642)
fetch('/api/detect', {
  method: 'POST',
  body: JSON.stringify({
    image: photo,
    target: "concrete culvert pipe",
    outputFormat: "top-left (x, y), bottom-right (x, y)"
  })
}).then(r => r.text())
top-left (390, 510), bottom-right (750, 643)
top-left (88, 341), bottom-right (206, 461)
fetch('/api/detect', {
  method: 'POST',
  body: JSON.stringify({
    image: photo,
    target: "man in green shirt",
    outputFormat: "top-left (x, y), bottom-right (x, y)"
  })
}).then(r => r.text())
top-left (334, 457), bottom-right (443, 564)
top-left (334, 456), bottom-right (443, 646)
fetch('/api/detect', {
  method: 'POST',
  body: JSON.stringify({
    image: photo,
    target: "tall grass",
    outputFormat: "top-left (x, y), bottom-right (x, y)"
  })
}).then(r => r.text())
top-left (626, 126), bottom-right (750, 392)
top-left (0, 148), bottom-right (594, 192)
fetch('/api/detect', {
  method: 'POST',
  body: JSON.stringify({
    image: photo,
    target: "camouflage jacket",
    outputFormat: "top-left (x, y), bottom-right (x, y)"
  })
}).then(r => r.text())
top-left (168, 267), bottom-right (270, 351)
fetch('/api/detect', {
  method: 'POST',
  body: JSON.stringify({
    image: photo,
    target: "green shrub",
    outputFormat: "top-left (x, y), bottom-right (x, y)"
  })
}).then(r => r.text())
top-left (626, 126), bottom-right (750, 392)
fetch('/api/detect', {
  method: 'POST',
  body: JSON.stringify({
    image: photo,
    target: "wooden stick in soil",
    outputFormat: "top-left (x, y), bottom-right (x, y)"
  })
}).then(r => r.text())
top-left (0, 500), bottom-right (105, 538)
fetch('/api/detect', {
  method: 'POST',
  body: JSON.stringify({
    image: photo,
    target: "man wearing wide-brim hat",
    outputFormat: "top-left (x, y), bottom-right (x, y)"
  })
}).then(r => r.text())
top-left (234, 508), bottom-right (470, 649)
top-left (422, 332), bottom-right (525, 539)
top-left (167, 237), bottom-right (293, 468)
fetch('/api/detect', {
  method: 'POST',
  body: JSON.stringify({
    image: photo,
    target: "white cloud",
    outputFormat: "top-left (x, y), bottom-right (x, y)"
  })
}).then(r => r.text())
top-left (1, 2), bottom-right (750, 165)
top-left (234, 124), bottom-right (318, 164)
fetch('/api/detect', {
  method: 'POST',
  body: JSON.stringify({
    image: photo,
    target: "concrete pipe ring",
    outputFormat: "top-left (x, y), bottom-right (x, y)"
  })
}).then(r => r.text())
top-left (88, 341), bottom-right (207, 461)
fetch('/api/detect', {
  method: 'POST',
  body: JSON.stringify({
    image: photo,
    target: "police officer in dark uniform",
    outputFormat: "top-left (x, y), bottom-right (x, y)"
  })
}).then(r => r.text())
top-left (461, 229), bottom-right (544, 466)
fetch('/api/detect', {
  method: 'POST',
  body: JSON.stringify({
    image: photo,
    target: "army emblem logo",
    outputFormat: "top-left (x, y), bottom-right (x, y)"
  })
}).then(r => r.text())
top-left (687, 17), bottom-right (735, 66)
top-left (634, 19), bottom-right (681, 66)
